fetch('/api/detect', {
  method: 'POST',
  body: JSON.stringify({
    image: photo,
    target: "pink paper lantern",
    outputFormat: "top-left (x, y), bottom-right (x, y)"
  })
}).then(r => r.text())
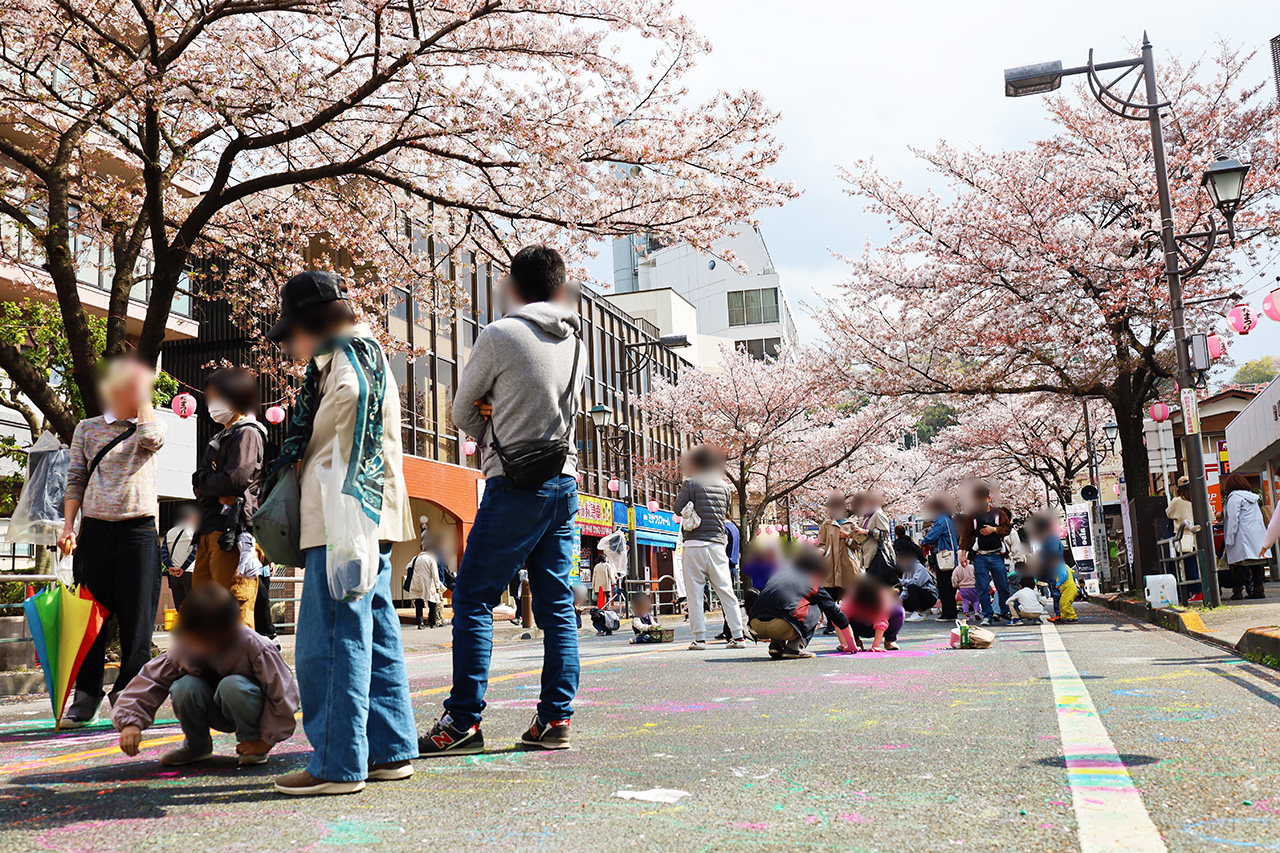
top-left (1149, 402), bottom-right (1170, 423)
top-left (1263, 289), bottom-right (1280, 323)
top-left (171, 393), bottom-right (197, 419)
top-left (1207, 332), bottom-right (1225, 360)
top-left (573, 471), bottom-right (582, 484)
top-left (765, 524), bottom-right (777, 535)
top-left (647, 500), bottom-right (659, 512)
top-left (1228, 303), bottom-right (1259, 335)
top-left (1112, 483), bottom-right (1121, 496)
top-left (463, 438), bottom-right (477, 456)
top-left (607, 478), bottom-right (620, 493)
top-left (264, 405), bottom-right (286, 425)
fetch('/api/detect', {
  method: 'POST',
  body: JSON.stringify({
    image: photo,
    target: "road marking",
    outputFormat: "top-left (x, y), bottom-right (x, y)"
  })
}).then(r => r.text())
top-left (1041, 621), bottom-right (1166, 852)
top-left (1, 643), bottom-right (682, 775)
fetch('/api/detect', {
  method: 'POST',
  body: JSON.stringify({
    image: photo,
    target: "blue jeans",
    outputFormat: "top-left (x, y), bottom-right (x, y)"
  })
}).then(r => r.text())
top-left (973, 553), bottom-right (1011, 620)
top-left (296, 544), bottom-right (417, 782)
top-left (444, 475), bottom-right (579, 729)
top-left (171, 674), bottom-right (263, 751)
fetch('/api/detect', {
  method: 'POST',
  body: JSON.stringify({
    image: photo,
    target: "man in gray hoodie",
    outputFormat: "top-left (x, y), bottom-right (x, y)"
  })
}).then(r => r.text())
top-left (419, 245), bottom-right (586, 758)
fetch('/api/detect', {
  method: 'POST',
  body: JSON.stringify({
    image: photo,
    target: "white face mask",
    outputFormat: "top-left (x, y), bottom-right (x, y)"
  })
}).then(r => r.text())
top-left (207, 400), bottom-right (235, 425)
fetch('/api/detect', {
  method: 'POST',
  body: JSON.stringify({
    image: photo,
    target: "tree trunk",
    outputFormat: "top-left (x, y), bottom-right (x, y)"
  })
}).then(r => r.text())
top-left (1111, 394), bottom-right (1151, 499)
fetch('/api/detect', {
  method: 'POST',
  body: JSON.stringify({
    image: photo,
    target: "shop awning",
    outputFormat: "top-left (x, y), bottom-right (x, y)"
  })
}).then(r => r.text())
top-left (636, 530), bottom-right (679, 549)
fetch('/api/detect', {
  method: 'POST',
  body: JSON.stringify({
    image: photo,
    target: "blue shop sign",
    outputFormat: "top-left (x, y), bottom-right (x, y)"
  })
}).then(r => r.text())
top-left (612, 502), bottom-right (681, 547)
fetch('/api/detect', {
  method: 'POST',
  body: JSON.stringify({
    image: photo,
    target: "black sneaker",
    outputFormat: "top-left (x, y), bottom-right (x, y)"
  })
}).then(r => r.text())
top-left (520, 715), bottom-right (571, 750)
top-left (418, 716), bottom-right (484, 757)
top-left (767, 640), bottom-right (784, 660)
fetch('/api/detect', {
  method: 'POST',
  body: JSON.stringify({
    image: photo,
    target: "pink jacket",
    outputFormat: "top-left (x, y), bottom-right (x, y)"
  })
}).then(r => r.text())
top-left (951, 561), bottom-right (976, 589)
top-left (112, 626), bottom-right (299, 745)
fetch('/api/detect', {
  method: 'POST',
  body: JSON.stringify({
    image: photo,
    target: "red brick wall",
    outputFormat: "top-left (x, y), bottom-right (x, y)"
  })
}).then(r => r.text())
top-left (401, 455), bottom-right (484, 559)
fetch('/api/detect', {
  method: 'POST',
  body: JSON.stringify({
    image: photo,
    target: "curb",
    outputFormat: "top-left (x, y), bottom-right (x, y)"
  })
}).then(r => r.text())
top-left (1092, 593), bottom-right (1239, 655)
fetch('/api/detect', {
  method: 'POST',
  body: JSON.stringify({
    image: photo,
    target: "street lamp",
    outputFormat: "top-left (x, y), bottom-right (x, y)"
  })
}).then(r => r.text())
top-left (590, 333), bottom-right (691, 582)
top-left (1102, 422), bottom-right (1119, 444)
top-left (1004, 33), bottom-right (1249, 606)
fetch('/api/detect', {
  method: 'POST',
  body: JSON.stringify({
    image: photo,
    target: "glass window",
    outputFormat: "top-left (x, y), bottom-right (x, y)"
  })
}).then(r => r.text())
top-left (388, 288), bottom-right (409, 341)
top-left (762, 288), bottom-right (779, 324)
top-left (171, 270), bottom-right (191, 317)
top-left (436, 356), bottom-right (455, 433)
top-left (474, 268), bottom-right (489, 325)
top-left (744, 289), bottom-right (763, 325)
top-left (727, 290), bottom-right (746, 326)
top-left (416, 356), bottom-right (435, 431)
top-left (413, 295), bottom-right (432, 347)
top-left (436, 309), bottom-right (454, 358)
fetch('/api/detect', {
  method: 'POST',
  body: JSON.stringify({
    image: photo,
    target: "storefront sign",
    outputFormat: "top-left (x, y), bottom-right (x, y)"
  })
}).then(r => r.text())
top-left (577, 494), bottom-right (614, 537)
top-left (1217, 440), bottom-right (1230, 476)
top-left (612, 501), bottom-right (680, 548)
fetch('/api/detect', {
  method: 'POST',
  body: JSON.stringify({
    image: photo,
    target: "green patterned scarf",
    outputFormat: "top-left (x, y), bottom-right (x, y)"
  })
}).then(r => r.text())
top-left (275, 334), bottom-right (387, 523)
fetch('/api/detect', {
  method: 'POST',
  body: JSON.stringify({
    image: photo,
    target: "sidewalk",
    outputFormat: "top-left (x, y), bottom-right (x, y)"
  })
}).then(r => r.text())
top-left (1096, 579), bottom-right (1280, 663)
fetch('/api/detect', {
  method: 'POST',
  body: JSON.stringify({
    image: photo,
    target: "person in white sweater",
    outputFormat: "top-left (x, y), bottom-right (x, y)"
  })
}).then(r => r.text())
top-left (1007, 576), bottom-right (1055, 624)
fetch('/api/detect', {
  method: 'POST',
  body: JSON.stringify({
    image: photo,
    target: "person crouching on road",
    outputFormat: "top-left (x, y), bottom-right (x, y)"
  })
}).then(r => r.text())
top-left (629, 594), bottom-right (664, 644)
top-left (841, 575), bottom-right (904, 652)
top-left (113, 585), bottom-right (298, 767)
top-left (749, 547), bottom-right (855, 659)
top-left (897, 551), bottom-right (938, 622)
top-left (1007, 576), bottom-right (1054, 625)
top-left (266, 271), bottom-right (418, 795)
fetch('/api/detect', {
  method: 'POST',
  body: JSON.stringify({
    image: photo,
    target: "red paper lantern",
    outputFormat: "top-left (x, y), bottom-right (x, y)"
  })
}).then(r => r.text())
top-left (264, 405), bottom-right (286, 425)
top-left (463, 438), bottom-right (477, 456)
top-left (1228, 303), bottom-right (1259, 335)
top-left (1149, 402), bottom-right (1170, 423)
top-left (1263, 289), bottom-right (1280, 323)
top-left (647, 500), bottom-right (659, 512)
top-left (171, 393), bottom-right (197, 419)
top-left (1207, 332), bottom-right (1225, 360)
top-left (607, 478), bottom-right (620, 493)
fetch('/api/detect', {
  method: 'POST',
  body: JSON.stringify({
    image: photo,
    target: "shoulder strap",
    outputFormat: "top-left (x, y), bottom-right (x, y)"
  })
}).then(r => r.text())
top-left (88, 421), bottom-right (137, 482)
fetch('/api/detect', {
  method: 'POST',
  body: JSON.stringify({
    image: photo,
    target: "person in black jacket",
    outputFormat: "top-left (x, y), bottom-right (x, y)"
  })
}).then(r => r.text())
top-left (192, 367), bottom-right (267, 629)
top-left (748, 547), bottom-right (855, 659)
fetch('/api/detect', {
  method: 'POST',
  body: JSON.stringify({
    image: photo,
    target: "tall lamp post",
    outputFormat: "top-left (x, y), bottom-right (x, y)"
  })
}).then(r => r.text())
top-left (590, 334), bottom-right (691, 582)
top-left (1005, 33), bottom-right (1251, 606)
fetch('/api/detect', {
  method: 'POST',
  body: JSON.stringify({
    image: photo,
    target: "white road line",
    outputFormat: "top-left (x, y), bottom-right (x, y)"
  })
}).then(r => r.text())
top-left (1041, 620), bottom-right (1167, 852)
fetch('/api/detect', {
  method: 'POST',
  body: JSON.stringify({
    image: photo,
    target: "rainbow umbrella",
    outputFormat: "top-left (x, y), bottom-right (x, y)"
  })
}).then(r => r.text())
top-left (23, 583), bottom-right (109, 729)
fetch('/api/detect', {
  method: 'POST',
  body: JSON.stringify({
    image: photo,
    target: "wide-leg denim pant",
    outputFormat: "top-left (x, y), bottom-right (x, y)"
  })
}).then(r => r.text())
top-left (296, 544), bottom-right (417, 781)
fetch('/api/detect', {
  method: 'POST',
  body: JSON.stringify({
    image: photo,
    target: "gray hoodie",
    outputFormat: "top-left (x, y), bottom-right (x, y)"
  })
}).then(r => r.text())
top-left (454, 302), bottom-right (586, 481)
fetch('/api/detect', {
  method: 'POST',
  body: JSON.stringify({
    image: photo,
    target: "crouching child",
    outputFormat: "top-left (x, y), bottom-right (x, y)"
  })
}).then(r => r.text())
top-left (1007, 576), bottom-right (1054, 625)
top-left (114, 584), bottom-right (299, 766)
top-left (748, 547), bottom-right (856, 659)
top-left (629, 593), bottom-right (664, 644)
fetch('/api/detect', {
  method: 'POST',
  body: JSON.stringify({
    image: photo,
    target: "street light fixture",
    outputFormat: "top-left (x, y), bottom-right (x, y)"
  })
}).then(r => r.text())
top-left (1103, 422), bottom-right (1119, 443)
top-left (588, 404), bottom-right (613, 430)
top-left (1004, 33), bottom-right (1248, 606)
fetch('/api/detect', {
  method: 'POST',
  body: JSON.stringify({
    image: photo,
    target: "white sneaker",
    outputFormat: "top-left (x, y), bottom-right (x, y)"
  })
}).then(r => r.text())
top-left (725, 638), bottom-right (747, 649)
top-left (905, 612), bottom-right (925, 622)
top-left (687, 640), bottom-right (706, 650)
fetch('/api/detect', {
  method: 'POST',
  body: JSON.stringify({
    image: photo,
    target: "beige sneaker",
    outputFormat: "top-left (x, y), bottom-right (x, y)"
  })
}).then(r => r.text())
top-left (274, 770), bottom-right (366, 796)
top-left (161, 745), bottom-right (214, 766)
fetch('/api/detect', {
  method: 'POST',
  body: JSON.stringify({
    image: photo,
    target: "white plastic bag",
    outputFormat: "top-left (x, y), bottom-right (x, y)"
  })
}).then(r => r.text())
top-left (236, 532), bottom-right (262, 578)
top-left (600, 528), bottom-right (629, 579)
top-left (7, 432), bottom-right (69, 546)
top-left (319, 442), bottom-right (379, 602)
top-left (54, 552), bottom-right (75, 586)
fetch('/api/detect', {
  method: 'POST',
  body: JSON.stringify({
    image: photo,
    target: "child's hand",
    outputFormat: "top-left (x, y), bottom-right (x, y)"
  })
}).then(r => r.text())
top-left (119, 725), bottom-right (142, 756)
top-left (236, 738), bottom-right (272, 757)
top-left (869, 645), bottom-right (886, 653)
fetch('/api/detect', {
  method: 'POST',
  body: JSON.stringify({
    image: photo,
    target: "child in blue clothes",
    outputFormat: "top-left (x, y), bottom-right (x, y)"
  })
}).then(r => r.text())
top-left (629, 594), bottom-right (663, 644)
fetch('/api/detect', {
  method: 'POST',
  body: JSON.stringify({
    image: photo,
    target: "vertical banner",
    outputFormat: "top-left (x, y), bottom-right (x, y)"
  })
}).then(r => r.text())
top-left (1064, 503), bottom-right (1096, 573)
top-left (1120, 498), bottom-right (1135, 572)
top-left (1180, 388), bottom-right (1201, 435)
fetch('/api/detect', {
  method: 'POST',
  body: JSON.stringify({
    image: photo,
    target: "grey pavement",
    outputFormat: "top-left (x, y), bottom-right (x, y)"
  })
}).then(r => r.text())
top-left (0, 603), bottom-right (1278, 851)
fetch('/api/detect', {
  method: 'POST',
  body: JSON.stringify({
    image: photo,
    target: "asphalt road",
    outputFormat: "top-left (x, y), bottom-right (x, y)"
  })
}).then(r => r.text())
top-left (1, 602), bottom-right (1278, 852)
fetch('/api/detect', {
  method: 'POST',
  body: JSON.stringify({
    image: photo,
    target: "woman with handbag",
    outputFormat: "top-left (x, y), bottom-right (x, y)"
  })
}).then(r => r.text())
top-left (921, 494), bottom-right (961, 622)
top-left (264, 271), bottom-right (417, 796)
top-left (1222, 474), bottom-right (1268, 600)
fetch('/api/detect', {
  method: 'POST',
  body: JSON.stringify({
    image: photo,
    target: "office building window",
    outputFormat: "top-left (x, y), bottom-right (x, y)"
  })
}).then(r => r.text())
top-left (727, 287), bottom-right (779, 326)
top-left (736, 337), bottom-right (781, 360)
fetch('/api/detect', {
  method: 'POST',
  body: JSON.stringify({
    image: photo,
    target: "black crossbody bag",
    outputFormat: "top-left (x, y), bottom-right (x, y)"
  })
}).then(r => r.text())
top-left (488, 330), bottom-right (581, 490)
top-left (87, 421), bottom-right (138, 482)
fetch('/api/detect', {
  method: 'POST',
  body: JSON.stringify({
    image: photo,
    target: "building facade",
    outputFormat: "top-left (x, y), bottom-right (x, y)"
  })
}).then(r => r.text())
top-left (611, 227), bottom-right (798, 362)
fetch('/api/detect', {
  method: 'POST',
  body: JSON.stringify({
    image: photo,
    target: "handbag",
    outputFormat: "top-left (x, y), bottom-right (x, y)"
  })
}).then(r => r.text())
top-left (679, 501), bottom-right (701, 531)
top-left (489, 329), bottom-right (581, 490)
top-left (252, 463), bottom-right (305, 568)
top-left (935, 517), bottom-right (959, 571)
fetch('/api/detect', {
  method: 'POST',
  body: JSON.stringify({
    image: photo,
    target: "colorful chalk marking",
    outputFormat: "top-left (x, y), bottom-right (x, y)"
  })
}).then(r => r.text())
top-left (1041, 621), bottom-right (1166, 852)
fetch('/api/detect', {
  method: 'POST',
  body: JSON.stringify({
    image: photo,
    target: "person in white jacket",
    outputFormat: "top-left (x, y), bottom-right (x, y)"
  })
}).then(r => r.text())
top-left (1222, 474), bottom-right (1268, 600)
top-left (406, 551), bottom-right (444, 629)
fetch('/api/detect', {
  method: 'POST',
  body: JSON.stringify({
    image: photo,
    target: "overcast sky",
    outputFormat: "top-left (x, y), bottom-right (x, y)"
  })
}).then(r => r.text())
top-left (586, 0), bottom-right (1280, 377)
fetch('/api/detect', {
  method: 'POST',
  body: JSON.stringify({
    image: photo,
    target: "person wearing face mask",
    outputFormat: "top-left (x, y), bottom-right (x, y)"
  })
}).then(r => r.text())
top-left (192, 367), bottom-right (268, 628)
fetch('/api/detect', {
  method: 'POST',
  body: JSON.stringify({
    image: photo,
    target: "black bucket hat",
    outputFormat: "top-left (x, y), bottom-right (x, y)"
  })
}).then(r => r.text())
top-left (266, 271), bottom-right (349, 342)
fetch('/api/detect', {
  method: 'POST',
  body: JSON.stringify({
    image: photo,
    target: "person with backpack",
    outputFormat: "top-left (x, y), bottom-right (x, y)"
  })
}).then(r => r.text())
top-left (192, 367), bottom-right (268, 629)
top-left (57, 354), bottom-right (166, 728)
top-left (675, 445), bottom-right (748, 651)
top-left (419, 245), bottom-right (586, 756)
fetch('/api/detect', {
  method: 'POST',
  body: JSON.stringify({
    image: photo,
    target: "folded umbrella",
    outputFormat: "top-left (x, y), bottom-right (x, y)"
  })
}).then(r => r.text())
top-left (23, 583), bottom-right (109, 729)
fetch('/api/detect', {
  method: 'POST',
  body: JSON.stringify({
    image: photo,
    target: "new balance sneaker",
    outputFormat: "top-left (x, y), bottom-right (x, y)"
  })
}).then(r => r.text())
top-left (418, 716), bottom-right (485, 757)
top-left (520, 715), bottom-right (571, 750)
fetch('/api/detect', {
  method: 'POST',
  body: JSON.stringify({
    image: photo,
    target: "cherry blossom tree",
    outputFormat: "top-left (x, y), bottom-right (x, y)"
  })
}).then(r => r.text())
top-left (0, 0), bottom-right (793, 440)
top-left (925, 395), bottom-right (1107, 510)
top-left (640, 343), bottom-right (908, 540)
top-left (821, 45), bottom-right (1280, 496)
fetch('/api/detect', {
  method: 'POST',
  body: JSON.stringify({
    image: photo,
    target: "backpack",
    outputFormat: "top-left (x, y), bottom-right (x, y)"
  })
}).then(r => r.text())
top-left (439, 562), bottom-right (457, 591)
top-left (592, 607), bottom-right (620, 632)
